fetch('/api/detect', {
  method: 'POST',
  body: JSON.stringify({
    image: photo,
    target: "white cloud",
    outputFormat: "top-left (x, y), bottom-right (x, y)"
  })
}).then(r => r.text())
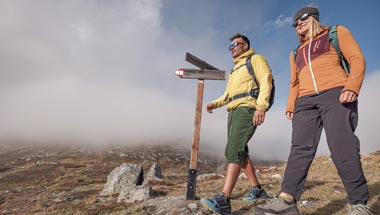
top-left (355, 70), bottom-right (380, 154)
top-left (0, 1), bottom-right (378, 162)
top-left (0, 0), bottom-right (180, 143)
top-left (262, 15), bottom-right (293, 34)
top-left (0, 77), bottom-right (195, 145)
top-left (274, 15), bottom-right (293, 27)
top-left (0, 0), bottom-right (224, 148)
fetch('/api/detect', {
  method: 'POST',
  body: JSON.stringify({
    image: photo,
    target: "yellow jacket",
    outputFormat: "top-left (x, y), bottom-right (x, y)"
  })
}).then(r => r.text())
top-left (212, 48), bottom-right (273, 111)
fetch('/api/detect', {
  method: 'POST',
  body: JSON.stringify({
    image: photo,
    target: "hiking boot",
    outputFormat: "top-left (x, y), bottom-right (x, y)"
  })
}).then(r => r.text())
top-left (242, 186), bottom-right (269, 203)
top-left (254, 196), bottom-right (299, 215)
top-left (200, 193), bottom-right (231, 215)
top-left (348, 204), bottom-right (373, 215)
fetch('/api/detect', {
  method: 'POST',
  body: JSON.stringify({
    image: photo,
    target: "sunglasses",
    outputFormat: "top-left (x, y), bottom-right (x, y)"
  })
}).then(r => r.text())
top-left (293, 13), bottom-right (313, 28)
top-left (229, 41), bottom-right (244, 50)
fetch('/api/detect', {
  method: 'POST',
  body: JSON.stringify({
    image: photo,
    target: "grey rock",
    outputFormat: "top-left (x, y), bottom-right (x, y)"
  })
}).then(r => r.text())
top-left (271, 174), bottom-right (282, 180)
top-left (100, 163), bottom-right (143, 196)
top-left (146, 163), bottom-right (162, 179)
top-left (143, 163), bottom-right (163, 185)
top-left (197, 173), bottom-right (223, 180)
top-left (117, 185), bottom-right (152, 203)
top-left (238, 172), bottom-right (248, 179)
top-left (143, 195), bottom-right (205, 215)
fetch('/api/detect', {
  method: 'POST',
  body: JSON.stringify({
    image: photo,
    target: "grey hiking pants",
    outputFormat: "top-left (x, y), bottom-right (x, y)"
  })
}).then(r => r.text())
top-left (281, 87), bottom-right (369, 205)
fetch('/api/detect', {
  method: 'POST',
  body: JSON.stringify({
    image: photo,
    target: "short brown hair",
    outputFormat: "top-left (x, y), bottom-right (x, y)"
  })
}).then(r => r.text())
top-left (230, 33), bottom-right (250, 49)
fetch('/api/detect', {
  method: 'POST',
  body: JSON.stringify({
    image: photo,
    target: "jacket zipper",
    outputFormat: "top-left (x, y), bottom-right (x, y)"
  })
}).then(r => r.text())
top-left (307, 38), bottom-right (319, 94)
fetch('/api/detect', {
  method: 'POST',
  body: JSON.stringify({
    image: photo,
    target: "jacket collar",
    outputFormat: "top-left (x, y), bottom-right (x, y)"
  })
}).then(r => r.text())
top-left (233, 48), bottom-right (255, 65)
top-left (300, 27), bottom-right (329, 43)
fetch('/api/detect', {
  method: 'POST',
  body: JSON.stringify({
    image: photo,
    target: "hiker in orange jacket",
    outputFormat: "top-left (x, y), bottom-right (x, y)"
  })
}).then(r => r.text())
top-left (254, 6), bottom-right (372, 215)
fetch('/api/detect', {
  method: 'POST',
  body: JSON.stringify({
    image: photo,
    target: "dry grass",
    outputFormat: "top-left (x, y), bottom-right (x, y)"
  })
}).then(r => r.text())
top-left (195, 153), bottom-right (380, 215)
top-left (0, 143), bottom-right (379, 214)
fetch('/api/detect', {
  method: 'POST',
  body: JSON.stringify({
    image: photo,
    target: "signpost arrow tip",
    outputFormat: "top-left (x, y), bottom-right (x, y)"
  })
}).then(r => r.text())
top-left (175, 69), bottom-right (184, 78)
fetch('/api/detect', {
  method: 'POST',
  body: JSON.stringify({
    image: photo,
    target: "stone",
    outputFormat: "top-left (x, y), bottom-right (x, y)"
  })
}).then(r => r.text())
top-left (100, 163), bottom-right (143, 196)
top-left (117, 185), bottom-right (152, 203)
top-left (143, 195), bottom-right (200, 215)
top-left (271, 174), bottom-right (282, 180)
top-left (143, 163), bottom-right (163, 185)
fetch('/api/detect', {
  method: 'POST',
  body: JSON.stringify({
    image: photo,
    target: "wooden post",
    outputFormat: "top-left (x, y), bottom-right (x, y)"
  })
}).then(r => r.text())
top-left (186, 79), bottom-right (204, 200)
top-left (175, 52), bottom-right (225, 200)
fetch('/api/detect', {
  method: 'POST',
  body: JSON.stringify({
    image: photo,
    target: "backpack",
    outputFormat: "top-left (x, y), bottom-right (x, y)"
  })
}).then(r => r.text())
top-left (292, 25), bottom-right (350, 74)
top-left (245, 55), bottom-right (275, 111)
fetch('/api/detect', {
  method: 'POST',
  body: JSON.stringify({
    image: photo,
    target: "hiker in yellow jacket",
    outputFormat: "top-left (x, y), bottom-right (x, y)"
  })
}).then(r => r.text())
top-left (211, 48), bottom-right (273, 112)
top-left (200, 33), bottom-right (273, 215)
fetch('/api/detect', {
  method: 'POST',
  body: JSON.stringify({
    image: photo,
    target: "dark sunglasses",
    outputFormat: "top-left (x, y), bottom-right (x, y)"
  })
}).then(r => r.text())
top-left (293, 13), bottom-right (313, 28)
top-left (229, 41), bottom-right (244, 50)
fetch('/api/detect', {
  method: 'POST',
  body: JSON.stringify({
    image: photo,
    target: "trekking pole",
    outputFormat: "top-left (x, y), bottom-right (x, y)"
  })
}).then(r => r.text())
top-left (175, 52), bottom-right (225, 200)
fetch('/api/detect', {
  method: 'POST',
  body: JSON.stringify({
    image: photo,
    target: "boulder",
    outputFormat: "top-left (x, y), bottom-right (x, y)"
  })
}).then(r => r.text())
top-left (143, 163), bottom-right (163, 185)
top-left (143, 195), bottom-right (204, 215)
top-left (100, 163), bottom-right (143, 196)
top-left (117, 185), bottom-right (152, 203)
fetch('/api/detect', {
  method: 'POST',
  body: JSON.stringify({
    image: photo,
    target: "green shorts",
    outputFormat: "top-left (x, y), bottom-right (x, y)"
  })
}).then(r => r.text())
top-left (225, 107), bottom-right (257, 165)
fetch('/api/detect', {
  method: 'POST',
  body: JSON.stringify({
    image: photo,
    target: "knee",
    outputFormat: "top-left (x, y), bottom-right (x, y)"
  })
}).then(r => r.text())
top-left (225, 150), bottom-right (246, 165)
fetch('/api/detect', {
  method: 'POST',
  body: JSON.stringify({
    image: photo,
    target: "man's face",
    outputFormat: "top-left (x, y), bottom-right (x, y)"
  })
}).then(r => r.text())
top-left (229, 38), bottom-right (248, 58)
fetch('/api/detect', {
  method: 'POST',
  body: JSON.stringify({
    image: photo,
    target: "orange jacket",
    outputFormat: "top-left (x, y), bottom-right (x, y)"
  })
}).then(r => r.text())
top-left (286, 25), bottom-right (366, 113)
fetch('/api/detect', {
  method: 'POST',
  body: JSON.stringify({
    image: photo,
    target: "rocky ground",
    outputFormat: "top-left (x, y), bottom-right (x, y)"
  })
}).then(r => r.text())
top-left (0, 142), bottom-right (379, 215)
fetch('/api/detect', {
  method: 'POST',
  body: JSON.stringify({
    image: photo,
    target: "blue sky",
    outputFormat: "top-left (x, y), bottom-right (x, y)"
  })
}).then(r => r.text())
top-left (161, 0), bottom-right (380, 103)
top-left (0, 1), bottom-right (378, 161)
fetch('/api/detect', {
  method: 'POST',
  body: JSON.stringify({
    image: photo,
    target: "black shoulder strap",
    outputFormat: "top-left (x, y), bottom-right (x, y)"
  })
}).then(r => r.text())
top-left (246, 55), bottom-right (259, 87)
top-left (292, 44), bottom-right (301, 62)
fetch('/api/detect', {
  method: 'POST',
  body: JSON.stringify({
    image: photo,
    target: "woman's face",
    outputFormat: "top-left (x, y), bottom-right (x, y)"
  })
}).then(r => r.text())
top-left (295, 14), bottom-right (312, 36)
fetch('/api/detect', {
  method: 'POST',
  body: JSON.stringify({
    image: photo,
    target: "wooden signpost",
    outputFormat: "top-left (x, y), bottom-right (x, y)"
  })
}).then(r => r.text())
top-left (175, 52), bottom-right (225, 200)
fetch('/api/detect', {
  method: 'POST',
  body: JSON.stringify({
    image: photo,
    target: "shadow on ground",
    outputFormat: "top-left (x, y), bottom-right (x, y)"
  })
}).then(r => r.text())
top-left (310, 182), bottom-right (380, 215)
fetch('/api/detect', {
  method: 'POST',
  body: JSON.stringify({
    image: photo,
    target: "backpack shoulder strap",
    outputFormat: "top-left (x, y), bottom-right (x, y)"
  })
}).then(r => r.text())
top-left (292, 44), bottom-right (302, 62)
top-left (292, 49), bottom-right (297, 61)
top-left (246, 55), bottom-right (258, 86)
top-left (245, 54), bottom-right (275, 110)
top-left (329, 25), bottom-right (350, 74)
top-left (328, 25), bottom-right (339, 51)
